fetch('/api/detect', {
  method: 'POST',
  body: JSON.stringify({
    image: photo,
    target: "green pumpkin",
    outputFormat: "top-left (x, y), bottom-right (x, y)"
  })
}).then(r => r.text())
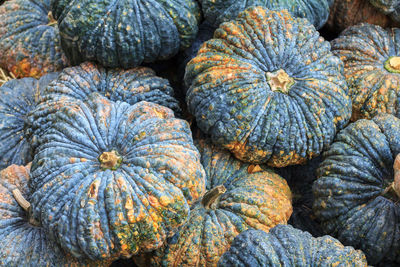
top-left (0, 0), bottom-right (69, 78)
top-left (0, 164), bottom-right (108, 266)
top-left (332, 23), bottom-right (400, 121)
top-left (141, 136), bottom-right (292, 266)
top-left (30, 94), bottom-right (205, 260)
top-left (185, 7), bottom-right (351, 167)
top-left (52, 0), bottom-right (201, 68)
top-left (218, 225), bottom-right (368, 266)
top-left (313, 113), bottom-right (400, 264)
top-left (200, 0), bottom-right (331, 29)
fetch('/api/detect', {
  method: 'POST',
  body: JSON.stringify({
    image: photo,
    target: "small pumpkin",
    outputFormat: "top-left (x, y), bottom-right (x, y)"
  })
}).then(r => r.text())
top-left (51, 0), bottom-right (201, 68)
top-left (185, 7), bottom-right (351, 167)
top-left (142, 136), bottom-right (292, 267)
top-left (30, 94), bottom-right (206, 260)
top-left (200, 0), bottom-right (331, 29)
top-left (0, 0), bottom-right (69, 78)
top-left (218, 225), bottom-right (368, 266)
top-left (332, 23), bottom-right (400, 121)
top-left (327, 0), bottom-right (394, 33)
top-left (0, 164), bottom-right (107, 266)
top-left (0, 73), bottom-right (59, 170)
top-left (313, 113), bottom-right (400, 264)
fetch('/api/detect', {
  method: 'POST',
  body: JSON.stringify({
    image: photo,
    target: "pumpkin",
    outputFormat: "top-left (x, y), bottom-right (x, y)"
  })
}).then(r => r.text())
top-left (327, 0), bottom-right (393, 33)
top-left (0, 72), bottom-right (59, 170)
top-left (51, 0), bottom-right (201, 68)
top-left (313, 113), bottom-right (400, 264)
top-left (185, 7), bottom-right (351, 167)
top-left (29, 61), bottom-right (181, 148)
top-left (218, 225), bottom-right (368, 266)
top-left (200, 0), bottom-right (331, 29)
top-left (276, 156), bottom-right (323, 237)
top-left (370, 0), bottom-right (400, 22)
top-left (0, 0), bottom-right (69, 78)
top-left (142, 136), bottom-right (292, 267)
top-left (0, 164), bottom-right (107, 266)
top-left (30, 93), bottom-right (206, 260)
top-left (332, 23), bottom-right (400, 121)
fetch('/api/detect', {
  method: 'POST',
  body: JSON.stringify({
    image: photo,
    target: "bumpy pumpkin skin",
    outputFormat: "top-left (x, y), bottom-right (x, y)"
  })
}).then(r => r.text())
top-left (185, 7), bottom-right (351, 167)
top-left (29, 62), bottom-right (181, 149)
top-left (313, 113), bottom-right (400, 264)
top-left (51, 0), bottom-right (201, 68)
top-left (332, 24), bottom-right (400, 121)
top-left (218, 225), bottom-right (368, 267)
top-left (0, 164), bottom-right (107, 266)
top-left (0, 73), bottom-right (59, 170)
top-left (30, 94), bottom-right (206, 260)
top-left (200, 0), bottom-right (331, 29)
top-left (0, 0), bottom-right (69, 78)
top-left (145, 137), bottom-right (292, 267)
top-left (370, 0), bottom-right (400, 23)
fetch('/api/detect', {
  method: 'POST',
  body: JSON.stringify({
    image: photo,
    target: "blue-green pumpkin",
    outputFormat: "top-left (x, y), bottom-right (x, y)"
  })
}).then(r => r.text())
top-left (185, 7), bottom-right (351, 167)
top-left (313, 113), bottom-right (400, 264)
top-left (30, 94), bottom-right (206, 260)
top-left (370, 0), bottom-right (400, 22)
top-left (0, 164), bottom-right (108, 266)
top-left (51, 0), bottom-right (201, 68)
top-left (0, 0), bottom-right (69, 78)
top-left (218, 225), bottom-right (368, 266)
top-left (200, 0), bottom-right (331, 29)
top-left (0, 73), bottom-right (58, 170)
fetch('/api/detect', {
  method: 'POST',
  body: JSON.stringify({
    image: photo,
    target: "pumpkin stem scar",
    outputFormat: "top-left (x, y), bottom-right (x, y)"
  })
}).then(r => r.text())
top-left (201, 185), bottom-right (226, 209)
top-left (265, 69), bottom-right (294, 94)
top-left (384, 56), bottom-right (400, 73)
top-left (47, 11), bottom-right (57, 27)
top-left (99, 150), bottom-right (122, 170)
top-left (12, 188), bottom-right (40, 226)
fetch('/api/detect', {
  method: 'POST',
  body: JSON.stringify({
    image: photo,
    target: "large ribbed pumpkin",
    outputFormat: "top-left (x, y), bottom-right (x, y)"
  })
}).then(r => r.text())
top-left (200, 0), bottom-right (331, 29)
top-left (332, 23), bottom-right (400, 121)
top-left (0, 72), bottom-right (58, 170)
top-left (313, 113), bottom-right (400, 264)
top-left (218, 225), bottom-right (368, 266)
top-left (51, 0), bottom-right (201, 68)
top-left (0, 164), bottom-right (107, 266)
top-left (185, 7), bottom-right (351, 167)
top-left (143, 136), bottom-right (292, 267)
top-left (30, 94), bottom-right (206, 260)
top-left (0, 0), bottom-right (69, 78)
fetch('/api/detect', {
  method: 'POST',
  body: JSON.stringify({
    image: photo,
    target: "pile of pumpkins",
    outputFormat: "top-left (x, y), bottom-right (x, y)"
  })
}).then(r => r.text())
top-left (1, 0), bottom-right (400, 266)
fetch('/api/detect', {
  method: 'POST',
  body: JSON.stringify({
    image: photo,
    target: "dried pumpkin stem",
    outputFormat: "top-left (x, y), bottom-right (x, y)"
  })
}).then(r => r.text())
top-left (384, 56), bottom-right (400, 73)
top-left (12, 188), bottom-right (40, 227)
top-left (266, 69), bottom-right (294, 94)
top-left (47, 11), bottom-right (57, 27)
top-left (392, 154), bottom-right (400, 198)
top-left (99, 150), bottom-right (122, 170)
top-left (201, 185), bottom-right (226, 209)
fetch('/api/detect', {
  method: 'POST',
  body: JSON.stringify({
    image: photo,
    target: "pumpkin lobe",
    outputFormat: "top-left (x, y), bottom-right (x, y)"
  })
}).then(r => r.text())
top-left (12, 188), bottom-right (40, 226)
top-left (266, 69), bottom-right (294, 94)
top-left (99, 150), bottom-right (122, 170)
top-left (201, 185), bottom-right (226, 209)
top-left (384, 56), bottom-right (400, 73)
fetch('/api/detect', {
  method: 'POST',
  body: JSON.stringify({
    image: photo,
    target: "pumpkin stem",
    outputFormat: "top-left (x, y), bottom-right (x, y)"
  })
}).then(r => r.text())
top-left (47, 11), bottom-right (57, 27)
top-left (99, 150), bottom-right (122, 170)
top-left (384, 57), bottom-right (400, 73)
top-left (12, 189), bottom-right (40, 227)
top-left (266, 69), bottom-right (294, 94)
top-left (392, 154), bottom-right (400, 198)
top-left (201, 185), bottom-right (226, 209)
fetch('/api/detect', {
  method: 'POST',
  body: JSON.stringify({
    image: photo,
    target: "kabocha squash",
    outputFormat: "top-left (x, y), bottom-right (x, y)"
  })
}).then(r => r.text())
top-left (185, 7), bottom-right (351, 167)
top-left (370, 0), bottom-right (400, 23)
top-left (0, 73), bottom-right (59, 170)
top-left (200, 0), bottom-right (331, 29)
top-left (327, 0), bottom-right (393, 34)
top-left (51, 0), bottom-right (201, 68)
top-left (313, 113), bottom-right (400, 264)
top-left (332, 23), bottom-right (400, 121)
top-left (0, 164), bottom-right (106, 266)
top-left (30, 94), bottom-right (206, 260)
top-left (143, 136), bottom-right (292, 267)
top-left (29, 62), bottom-right (181, 148)
top-left (0, 0), bottom-right (69, 78)
top-left (218, 225), bottom-right (368, 266)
